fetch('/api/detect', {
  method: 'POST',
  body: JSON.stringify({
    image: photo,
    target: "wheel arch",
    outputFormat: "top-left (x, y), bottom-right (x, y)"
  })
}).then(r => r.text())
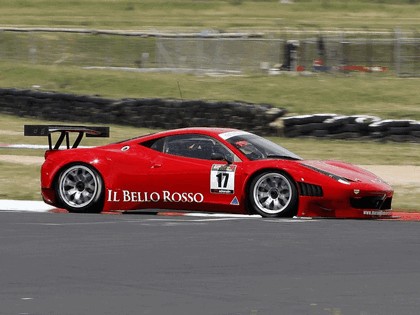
top-left (52, 161), bottom-right (106, 190)
top-left (244, 167), bottom-right (299, 216)
top-left (52, 161), bottom-right (107, 212)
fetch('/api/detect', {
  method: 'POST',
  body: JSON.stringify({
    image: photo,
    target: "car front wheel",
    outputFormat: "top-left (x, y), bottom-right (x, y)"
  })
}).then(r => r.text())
top-left (249, 171), bottom-right (298, 217)
top-left (56, 164), bottom-right (104, 213)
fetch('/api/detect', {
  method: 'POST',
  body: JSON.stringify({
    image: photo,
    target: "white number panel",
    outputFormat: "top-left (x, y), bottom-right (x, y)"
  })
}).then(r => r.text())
top-left (210, 164), bottom-right (237, 194)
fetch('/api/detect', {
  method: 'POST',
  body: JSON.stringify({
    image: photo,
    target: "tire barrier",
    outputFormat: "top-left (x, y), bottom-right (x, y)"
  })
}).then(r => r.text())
top-left (283, 114), bottom-right (420, 142)
top-left (0, 88), bottom-right (286, 135)
top-left (1, 88), bottom-right (418, 142)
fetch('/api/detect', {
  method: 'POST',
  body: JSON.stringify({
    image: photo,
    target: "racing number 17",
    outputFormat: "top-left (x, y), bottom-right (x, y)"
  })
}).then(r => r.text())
top-left (216, 172), bottom-right (229, 188)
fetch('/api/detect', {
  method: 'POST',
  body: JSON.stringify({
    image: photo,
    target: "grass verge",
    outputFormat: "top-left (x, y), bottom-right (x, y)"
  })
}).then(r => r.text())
top-left (1, 63), bottom-right (419, 120)
top-left (0, 0), bottom-right (419, 31)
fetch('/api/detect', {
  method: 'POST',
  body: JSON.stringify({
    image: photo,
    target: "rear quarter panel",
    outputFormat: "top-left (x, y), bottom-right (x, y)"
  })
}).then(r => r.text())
top-left (41, 144), bottom-right (152, 192)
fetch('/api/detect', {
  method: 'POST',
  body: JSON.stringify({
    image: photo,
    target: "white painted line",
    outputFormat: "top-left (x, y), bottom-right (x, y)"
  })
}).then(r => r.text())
top-left (264, 219), bottom-right (317, 223)
top-left (184, 212), bottom-right (262, 218)
top-left (0, 200), bottom-right (55, 212)
top-left (0, 144), bottom-right (49, 149)
top-left (0, 200), bottom-right (313, 222)
top-left (147, 217), bottom-right (257, 223)
top-left (0, 144), bottom-right (92, 149)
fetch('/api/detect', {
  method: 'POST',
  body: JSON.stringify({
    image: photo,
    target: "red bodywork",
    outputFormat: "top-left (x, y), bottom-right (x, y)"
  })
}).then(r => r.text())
top-left (40, 128), bottom-right (393, 219)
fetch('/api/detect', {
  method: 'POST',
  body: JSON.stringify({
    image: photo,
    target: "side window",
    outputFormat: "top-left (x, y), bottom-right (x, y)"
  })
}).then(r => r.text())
top-left (141, 138), bottom-right (165, 152)
top-left (165, 135), bottom-right (218, 160)
top-left (143, 134), bottom-right (236, 161)
top-left (149, 138), bottom-right (165, 152)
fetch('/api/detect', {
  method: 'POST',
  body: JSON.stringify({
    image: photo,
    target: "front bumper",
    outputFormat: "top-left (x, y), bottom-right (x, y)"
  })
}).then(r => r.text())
top-left (297, 184), bottom-right (393, 219)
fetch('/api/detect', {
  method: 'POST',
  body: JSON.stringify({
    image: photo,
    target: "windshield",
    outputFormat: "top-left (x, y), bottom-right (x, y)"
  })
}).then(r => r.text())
top-left (222, 132), bottom-right (302, 161)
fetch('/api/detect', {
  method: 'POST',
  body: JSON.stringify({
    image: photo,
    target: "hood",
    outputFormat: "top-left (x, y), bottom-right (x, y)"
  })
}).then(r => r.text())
top-left (300, 160), bottom-right (383, 184)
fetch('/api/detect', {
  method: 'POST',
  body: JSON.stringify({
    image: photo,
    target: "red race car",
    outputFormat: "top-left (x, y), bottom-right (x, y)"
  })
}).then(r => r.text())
top-left (25, 125), bottom-right (393, 218)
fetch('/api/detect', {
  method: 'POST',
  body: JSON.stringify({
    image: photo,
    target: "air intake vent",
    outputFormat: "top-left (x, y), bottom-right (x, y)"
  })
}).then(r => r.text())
top-left (298, 182), bottom-right (323, 197)
top-left (351, 196), bottom-right (392, 210)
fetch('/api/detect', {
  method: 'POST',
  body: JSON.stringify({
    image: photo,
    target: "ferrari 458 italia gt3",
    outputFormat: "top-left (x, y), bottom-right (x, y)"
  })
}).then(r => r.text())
top-left (25, 125), bottom-right (393, 218)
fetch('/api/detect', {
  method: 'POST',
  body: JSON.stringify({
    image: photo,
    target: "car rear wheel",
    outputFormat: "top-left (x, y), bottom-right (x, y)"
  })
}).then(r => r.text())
top-left (249, 171), bottom-right (298, 217)
top-left (56, 164), bottom-right (104, 213)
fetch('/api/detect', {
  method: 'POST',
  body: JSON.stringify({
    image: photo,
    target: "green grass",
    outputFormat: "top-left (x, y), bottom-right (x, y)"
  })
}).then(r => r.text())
top-left (1, 62), bottom-right (419, 120)
top-left (0, 0), bottom-right (419, 31)
top-left (393, 185), bottom-right (420, 211)
top-left (0, 162), bottom-right (41, 200)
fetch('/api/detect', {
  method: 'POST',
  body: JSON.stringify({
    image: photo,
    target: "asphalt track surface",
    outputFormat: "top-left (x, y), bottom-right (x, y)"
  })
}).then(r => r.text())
top-left (1, 211), bottom-right (420, 315)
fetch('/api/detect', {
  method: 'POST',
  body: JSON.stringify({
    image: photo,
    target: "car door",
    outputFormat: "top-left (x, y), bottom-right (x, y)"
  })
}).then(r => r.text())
top-left (143, 134), bottom-right (245, 212)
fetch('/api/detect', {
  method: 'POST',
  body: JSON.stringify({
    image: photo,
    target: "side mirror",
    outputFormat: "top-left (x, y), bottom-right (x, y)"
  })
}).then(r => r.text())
top-left (211, 152), bottom-right (233, 164)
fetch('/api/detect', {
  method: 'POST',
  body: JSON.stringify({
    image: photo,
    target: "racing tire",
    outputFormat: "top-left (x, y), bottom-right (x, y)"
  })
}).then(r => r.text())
top-left (56, 164), bottom-right (104, 213)
top-left (249, 171), bottom-right (298, 218)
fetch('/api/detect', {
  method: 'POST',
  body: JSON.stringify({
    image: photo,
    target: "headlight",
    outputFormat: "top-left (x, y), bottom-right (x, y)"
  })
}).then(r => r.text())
top-left (337, 178), bottom-right (351, 185)
top-left (303, 165), bottom-right (352, 185)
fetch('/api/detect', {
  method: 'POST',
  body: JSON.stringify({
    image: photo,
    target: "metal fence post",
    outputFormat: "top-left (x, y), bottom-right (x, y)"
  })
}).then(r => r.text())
top-left (394, 28), bottom-right (401, 76)
top-left (414, 29), bottom-right (419, 77)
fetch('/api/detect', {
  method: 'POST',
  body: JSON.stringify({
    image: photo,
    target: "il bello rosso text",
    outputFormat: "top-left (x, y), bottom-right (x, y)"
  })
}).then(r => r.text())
top-left (107, 189), bottom-right (204, 203)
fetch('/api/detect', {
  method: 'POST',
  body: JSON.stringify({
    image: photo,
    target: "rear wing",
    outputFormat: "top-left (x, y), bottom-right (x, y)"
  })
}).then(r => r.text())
top-left (24, 125), bottom-right (110, 150)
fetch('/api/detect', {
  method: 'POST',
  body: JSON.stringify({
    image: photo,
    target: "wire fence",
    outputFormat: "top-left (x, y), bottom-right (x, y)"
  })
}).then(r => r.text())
top-left (0, 29), bottom-right (418, 76)
top-left (394, 29), bottom-right (420, 77)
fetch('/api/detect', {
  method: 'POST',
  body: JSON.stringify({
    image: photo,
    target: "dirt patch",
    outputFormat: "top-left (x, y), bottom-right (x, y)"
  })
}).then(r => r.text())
top-left (0, 130), bottom-right (22, 136)
top-left (359, 165), bottom-right (420, 186)
top-left (0, 155), bottom-right (44, 165)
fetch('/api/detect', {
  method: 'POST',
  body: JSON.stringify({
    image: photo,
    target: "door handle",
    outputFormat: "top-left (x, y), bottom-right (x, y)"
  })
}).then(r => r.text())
top-left (151, 164), bottom-right (162, 169)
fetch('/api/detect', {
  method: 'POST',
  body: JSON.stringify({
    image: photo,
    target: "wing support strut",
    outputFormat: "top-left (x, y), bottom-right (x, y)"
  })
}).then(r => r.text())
top-left (24, 125), bottom-right (110, 150)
